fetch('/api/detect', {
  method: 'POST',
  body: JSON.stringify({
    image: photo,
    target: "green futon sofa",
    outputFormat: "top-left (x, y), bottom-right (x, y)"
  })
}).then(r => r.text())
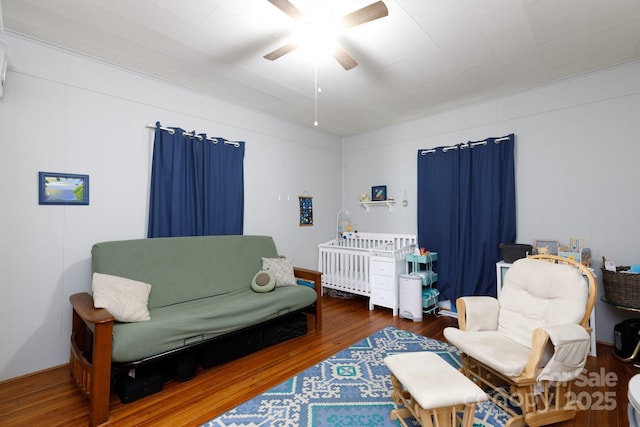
top-left (69, 235), bottom-right (321, 427)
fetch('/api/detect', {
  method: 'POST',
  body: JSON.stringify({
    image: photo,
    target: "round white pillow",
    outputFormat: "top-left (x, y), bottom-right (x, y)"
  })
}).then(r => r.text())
top-left (251, 269), bottom-right (276, 293)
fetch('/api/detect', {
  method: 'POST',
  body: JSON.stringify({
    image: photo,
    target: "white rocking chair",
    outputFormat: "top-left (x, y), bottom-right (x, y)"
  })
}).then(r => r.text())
top-left (444, 255), bottom-right (596, 427)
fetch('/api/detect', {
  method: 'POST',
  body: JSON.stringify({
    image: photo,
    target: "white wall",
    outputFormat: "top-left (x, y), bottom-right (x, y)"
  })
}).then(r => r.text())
top-left (343, 60), bottom-right (640, 346)
top-left (0, 34), bottom-right (342, 381)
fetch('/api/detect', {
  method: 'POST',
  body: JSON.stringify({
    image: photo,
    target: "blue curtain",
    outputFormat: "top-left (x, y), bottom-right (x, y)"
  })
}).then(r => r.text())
top-left (148, 122), bottom-right (244, 237)
top-left (417, 134), bottom-right (515, 302)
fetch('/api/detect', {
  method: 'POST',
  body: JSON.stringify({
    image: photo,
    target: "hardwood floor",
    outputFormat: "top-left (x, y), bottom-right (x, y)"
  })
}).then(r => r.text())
top-left (1, 294), bottom-right (637, 427)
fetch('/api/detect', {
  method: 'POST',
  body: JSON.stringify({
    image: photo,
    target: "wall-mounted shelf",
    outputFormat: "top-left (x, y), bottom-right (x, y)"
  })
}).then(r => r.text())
top-left (360, 200), bottom-right (395, 213)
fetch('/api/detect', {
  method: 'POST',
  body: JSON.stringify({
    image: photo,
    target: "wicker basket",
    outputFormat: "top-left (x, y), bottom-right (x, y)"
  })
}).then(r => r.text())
top-left (602, 257), bottom-right (640, 309)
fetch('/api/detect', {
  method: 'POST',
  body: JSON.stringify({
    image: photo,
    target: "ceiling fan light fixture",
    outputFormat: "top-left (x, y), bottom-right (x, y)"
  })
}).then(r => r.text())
top-left (265, 0), bottom-right (388, 70)
top-left (296, 4), bottom-right (338, 60)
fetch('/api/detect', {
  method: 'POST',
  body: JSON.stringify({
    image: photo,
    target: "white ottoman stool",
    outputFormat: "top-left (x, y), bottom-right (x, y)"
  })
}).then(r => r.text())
top-left (384, 352), bottom-right (487, 427)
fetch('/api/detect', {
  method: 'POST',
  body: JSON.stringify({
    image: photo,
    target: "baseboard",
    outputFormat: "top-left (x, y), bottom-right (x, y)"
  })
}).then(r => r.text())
top-left (0, 362), bottom-right (69, 386)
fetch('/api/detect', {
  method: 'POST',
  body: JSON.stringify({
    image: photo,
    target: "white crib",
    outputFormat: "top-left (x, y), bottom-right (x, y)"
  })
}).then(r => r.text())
top-left (318, 232), bottom-right (417, 303)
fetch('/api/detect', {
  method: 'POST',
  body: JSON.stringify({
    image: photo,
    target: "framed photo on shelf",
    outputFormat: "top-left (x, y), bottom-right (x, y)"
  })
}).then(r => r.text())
top-left (371, 185), bottom-right (387, 201)
top-left (38, 172), bottom-right (89, 205)
top-left (533, 239), bottom-right (559, 255)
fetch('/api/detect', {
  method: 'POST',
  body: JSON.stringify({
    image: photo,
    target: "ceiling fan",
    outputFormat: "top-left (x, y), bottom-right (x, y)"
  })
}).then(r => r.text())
top-left (264, 0), bottom-right (389, 70)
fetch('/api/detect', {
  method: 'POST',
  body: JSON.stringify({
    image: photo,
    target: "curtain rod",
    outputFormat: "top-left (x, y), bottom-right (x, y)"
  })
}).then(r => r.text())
top-left (460, 141), bottom-right (487, 149)
top-left (420, 135), bottom-right (511, 155)
top-left (145, 124), bottom-right (241, 147)
top-left (146, 123), bottom-right (175, 134)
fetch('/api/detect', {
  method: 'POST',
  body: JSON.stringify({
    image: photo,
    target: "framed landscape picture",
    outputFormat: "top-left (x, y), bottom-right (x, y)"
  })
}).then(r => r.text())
top-left (38, 172), bottom-right (89, 205)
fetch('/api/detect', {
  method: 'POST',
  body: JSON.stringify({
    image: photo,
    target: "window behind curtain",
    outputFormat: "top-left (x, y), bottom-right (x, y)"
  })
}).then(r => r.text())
top-left (417, 134), bottom-right (516, 302)
top-left (148, 124), bottom-right (244, 237)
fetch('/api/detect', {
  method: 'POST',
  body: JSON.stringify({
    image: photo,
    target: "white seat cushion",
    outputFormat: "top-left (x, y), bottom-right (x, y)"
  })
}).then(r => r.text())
top-left (498, 258), bottom-right (587, 348)
top-left (384, 352), bottom-right (487, 409)
top-left (630, 375), bottom-right (640, 427)
top-left (630, 374), bottom-right (640, 414)
top-left (444, 327), bottom-right (532, 377)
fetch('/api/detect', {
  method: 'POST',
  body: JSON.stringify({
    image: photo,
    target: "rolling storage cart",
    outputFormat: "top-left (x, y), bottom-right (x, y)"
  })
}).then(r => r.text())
top-left (406, 252), bottom-right (439, 315)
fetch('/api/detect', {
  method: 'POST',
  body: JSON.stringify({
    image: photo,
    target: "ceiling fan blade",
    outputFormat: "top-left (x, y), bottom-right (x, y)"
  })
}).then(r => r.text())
top-left (264, 42), bottom-right (299, 61)
top-left (341, 1), bottom-right (389, 29)
top-left (267, 0), bottom-right (302, 20)
top-left (333, 45), bottom-right (358, 70)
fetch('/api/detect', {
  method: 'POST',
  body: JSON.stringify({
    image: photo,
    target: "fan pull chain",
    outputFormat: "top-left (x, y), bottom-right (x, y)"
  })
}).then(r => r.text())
top-left (314, 61), bottom-right (320, 127)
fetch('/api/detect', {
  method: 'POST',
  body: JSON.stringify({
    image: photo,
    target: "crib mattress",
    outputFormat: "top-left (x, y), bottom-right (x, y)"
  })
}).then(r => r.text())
top-left (322, 271), bottom-right (370, 294)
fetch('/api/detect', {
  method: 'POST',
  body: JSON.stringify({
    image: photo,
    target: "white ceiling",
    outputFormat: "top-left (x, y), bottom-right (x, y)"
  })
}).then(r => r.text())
top-left (2, 0), bottom-right (640, 136)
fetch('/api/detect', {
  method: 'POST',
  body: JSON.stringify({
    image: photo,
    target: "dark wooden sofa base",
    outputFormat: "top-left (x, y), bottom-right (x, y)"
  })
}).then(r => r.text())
top-left (70, 267), bottom-right (322, 427)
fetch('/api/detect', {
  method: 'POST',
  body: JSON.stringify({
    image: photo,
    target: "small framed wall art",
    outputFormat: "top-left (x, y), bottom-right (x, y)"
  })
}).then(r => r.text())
top-left (38, 172), bottom-right (89, 205)
top-left (299, 193), bottom-right (313, 226)
top-left (372, 185), bottom-right (387, 201)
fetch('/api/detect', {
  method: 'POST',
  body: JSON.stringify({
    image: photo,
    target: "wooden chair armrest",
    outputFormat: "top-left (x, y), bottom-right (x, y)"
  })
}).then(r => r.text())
top-left (69, 292), bottom-right (114, 426)
top-left (294, 267), bottom-right (322, 297)
top-left (456, 298), bottom-right (469, 331)
top-left (294, 267), bottom-right (322, 331)
top-left (69, 292), bottom-right (114, 324)
top-left (456, 296), bottom-right (499, 332)
top-left (521, 327), bottom-right (551, 380)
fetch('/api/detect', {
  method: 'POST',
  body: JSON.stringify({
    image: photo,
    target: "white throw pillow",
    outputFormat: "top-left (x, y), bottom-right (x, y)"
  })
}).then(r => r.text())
top-left (261, 257), bottom-right (297, 287)
top-left (92, 272), bottom-right (151, 322)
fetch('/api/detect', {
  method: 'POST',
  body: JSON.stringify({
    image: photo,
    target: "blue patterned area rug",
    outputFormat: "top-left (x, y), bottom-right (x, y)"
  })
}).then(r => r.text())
top-left (201, 326), bottom-right (508, 427)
